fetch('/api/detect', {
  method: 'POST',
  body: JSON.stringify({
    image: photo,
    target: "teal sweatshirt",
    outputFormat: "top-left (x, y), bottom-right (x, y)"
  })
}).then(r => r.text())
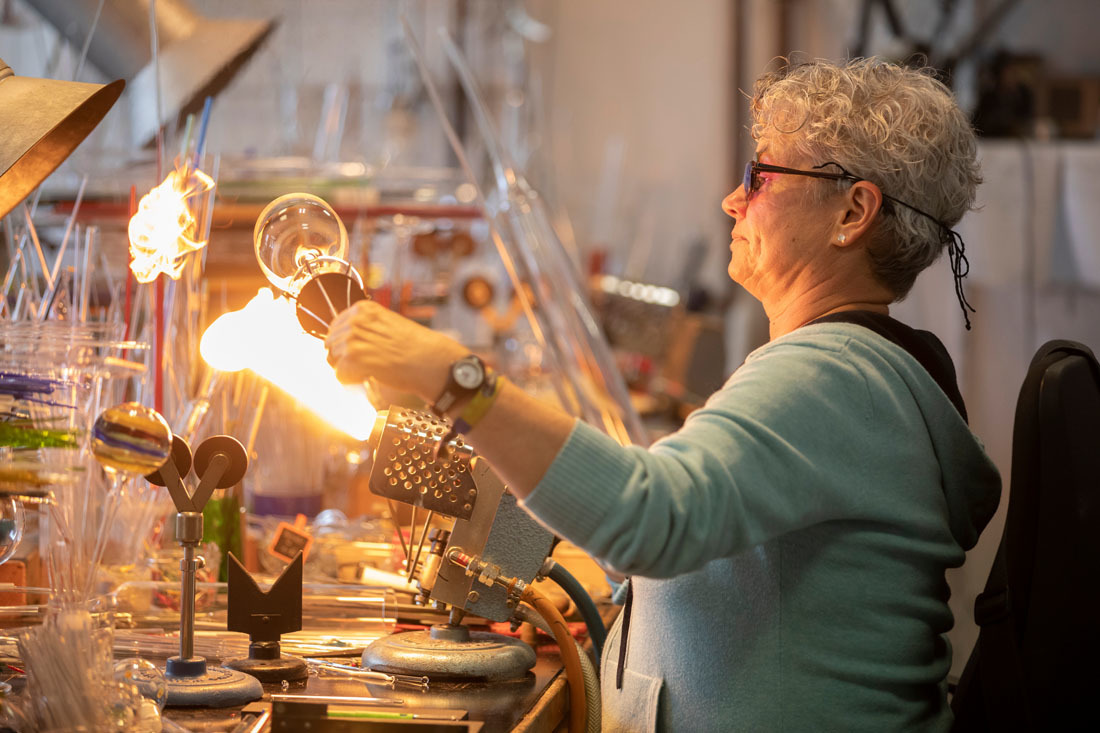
top-left (523, 322), bottom-right (1001, 732)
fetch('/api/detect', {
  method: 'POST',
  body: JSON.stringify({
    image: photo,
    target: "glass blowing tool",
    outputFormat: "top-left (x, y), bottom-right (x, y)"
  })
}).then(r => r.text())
top-left (223, 550), bottom-right (308, 682)
top-left (361, 407), bottom-right (554, 681)
top-left (136, 433), bottom-right (263, 706)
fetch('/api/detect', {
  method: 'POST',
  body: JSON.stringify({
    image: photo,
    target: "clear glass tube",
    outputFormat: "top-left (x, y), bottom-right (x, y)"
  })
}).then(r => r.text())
top-left (110, 580), bottom-right (397, 635)
top-left (400, 20), bottom-right (648, 446)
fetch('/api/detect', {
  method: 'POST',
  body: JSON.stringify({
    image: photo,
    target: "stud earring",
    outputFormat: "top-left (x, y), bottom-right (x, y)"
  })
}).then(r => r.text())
top-left (837, 233), bottom-right (847, 243)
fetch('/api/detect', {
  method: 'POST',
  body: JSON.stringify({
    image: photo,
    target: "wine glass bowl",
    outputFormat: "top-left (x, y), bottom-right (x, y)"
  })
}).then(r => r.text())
top-left (253, 193), bottom-right (349, 297)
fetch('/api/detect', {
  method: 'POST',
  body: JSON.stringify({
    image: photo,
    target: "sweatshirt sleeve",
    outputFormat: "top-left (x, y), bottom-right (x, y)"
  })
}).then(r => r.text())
top-left (522, 335), bottom-right (913, 578)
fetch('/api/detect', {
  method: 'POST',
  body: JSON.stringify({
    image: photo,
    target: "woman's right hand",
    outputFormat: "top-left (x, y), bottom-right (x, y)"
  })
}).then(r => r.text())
top-left (324, 300), bottom-right (468, 403)
top-left (326, 300), bottom-right (575, 500)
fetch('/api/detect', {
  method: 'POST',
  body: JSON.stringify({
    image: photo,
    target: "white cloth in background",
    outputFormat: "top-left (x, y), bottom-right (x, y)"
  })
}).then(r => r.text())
top-left (957, 141), bottom-right (1029, 287)
top-left (1026, 144), bottom-right (1063, 286)
top-left (900, 140), bottom-right (1095, 388)
top-left (955, 142), bottom-right (1062, 289)
top-left (1057, 142), bottom-right (1100, 288)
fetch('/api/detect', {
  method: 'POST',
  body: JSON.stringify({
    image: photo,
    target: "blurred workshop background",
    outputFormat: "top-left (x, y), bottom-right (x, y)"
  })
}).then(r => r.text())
top-left (3, 0), bottom-right (1099, 688)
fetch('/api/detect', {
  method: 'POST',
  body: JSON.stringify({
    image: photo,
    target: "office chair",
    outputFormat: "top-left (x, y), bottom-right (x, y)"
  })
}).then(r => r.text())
top-left (952, 340), bottom-right (1100, 732)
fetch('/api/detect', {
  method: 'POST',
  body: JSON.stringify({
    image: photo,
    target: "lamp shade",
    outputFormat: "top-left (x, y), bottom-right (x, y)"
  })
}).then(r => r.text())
top-left (0, 59), bottom-right (124, 221)
top-left (24, 0), bottom-right (275, 147)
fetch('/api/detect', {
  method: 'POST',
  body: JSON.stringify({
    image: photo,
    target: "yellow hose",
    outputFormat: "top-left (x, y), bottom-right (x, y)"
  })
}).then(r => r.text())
top-left (521, 584), bottom-right (587, 733)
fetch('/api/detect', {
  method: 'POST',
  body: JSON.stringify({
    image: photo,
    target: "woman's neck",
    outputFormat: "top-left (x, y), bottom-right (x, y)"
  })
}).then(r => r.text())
top-left (768, 300), bottom-right (890, 340)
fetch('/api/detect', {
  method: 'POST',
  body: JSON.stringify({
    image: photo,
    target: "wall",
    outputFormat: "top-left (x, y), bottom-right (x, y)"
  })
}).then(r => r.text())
top-left (535, 0), bottom-right (734, 295)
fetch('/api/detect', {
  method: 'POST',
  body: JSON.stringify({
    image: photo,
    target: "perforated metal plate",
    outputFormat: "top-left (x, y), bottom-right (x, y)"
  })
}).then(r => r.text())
top-left (368, 407), bottom-right (478, 519)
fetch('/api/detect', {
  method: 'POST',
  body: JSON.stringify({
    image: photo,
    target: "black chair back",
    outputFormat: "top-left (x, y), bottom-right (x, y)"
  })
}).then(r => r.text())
top-left (952, 340), bottom-right (1100, 731)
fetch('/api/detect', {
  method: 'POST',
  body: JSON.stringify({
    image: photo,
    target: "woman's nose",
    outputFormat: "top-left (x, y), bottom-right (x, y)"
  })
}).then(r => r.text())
top-left (722, 187), bottom-right (746, 219)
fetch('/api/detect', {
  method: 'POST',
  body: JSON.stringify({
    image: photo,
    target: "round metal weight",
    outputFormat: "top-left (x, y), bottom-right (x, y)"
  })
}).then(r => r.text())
top-left (133, 663), bottom-right (263, 708)
top-left (362, 626), bottom-right (535, 681)
top-left (193, 435), bottom-right (248, 488)
top-left (224, 654), bottom-right (309, 683)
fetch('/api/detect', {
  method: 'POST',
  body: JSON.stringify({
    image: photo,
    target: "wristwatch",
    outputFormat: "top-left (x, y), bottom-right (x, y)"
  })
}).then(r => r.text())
top-left (431, 354), bottom-right (487, 417)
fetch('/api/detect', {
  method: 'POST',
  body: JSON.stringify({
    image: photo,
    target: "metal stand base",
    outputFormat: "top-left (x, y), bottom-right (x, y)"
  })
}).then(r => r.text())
top-left (133, 656), bottom-right (264, 708)
top-left (362, 624), bottom-right (535, 681)
top-left (224, 654), bottom-right (309, 683)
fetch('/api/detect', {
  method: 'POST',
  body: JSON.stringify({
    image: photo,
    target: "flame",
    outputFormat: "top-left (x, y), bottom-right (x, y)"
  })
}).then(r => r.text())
top-left (128, 165), bottom-right (216, 283)
top-left (200, 288), bottom-right (376, 440)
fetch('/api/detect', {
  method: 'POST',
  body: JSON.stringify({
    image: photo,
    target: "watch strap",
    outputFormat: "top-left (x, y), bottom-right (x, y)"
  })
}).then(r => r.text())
top-left (435, 371), bottom-right (501, 460)
top-left (430, 391), bottom-right (460, 417)
top-left (452, 371), bottom-right (502, 435)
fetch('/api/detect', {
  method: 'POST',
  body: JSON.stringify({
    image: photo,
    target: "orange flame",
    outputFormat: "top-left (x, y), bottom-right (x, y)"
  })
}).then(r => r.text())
top-left (199, 288), bottom-right (376, 440)
top-left (128, 166), bottom-right (216, 283)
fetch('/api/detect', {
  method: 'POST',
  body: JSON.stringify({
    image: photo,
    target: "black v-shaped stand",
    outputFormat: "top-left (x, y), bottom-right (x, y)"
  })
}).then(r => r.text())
top-left (224, 551), bottom-right (308, 682)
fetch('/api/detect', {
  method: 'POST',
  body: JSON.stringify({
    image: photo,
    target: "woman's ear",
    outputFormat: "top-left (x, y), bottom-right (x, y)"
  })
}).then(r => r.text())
top-left (836, 180), bottom-right (884, 247)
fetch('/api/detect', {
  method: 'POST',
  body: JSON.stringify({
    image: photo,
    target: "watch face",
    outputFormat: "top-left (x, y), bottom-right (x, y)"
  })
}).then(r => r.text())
top-left (453, 358), bottom-right (484, 390)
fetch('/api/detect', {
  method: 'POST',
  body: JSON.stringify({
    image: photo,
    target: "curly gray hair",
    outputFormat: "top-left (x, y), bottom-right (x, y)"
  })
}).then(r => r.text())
top-left (751, 57), bottom-right (981, 299)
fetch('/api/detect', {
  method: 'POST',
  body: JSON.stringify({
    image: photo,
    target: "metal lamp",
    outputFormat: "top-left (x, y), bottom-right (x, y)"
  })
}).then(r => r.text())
top-left (24, 0), bottom-right (276, 147)
top-left (0, 58), bottom-right (124, 221)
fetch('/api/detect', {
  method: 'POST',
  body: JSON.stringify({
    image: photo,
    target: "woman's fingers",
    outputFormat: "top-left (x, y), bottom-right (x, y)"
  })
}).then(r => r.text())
top-left (323, 299), bottom-right (469, 400)
top-left (333, 353), bottom-right (370, 384)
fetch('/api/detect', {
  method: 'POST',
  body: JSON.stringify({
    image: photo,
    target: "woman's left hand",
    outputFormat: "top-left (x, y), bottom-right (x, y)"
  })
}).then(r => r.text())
top-left (324, 300), bottom-right (468, 402)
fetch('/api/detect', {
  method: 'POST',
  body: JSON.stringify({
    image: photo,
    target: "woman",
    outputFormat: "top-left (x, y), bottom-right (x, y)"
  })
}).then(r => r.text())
top-left (326, 57), bottom-right (1001, 731)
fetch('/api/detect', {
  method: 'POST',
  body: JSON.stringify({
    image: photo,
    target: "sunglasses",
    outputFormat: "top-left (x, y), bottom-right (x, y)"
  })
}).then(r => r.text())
top-left (742, 160), bottom-right (860, 197)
